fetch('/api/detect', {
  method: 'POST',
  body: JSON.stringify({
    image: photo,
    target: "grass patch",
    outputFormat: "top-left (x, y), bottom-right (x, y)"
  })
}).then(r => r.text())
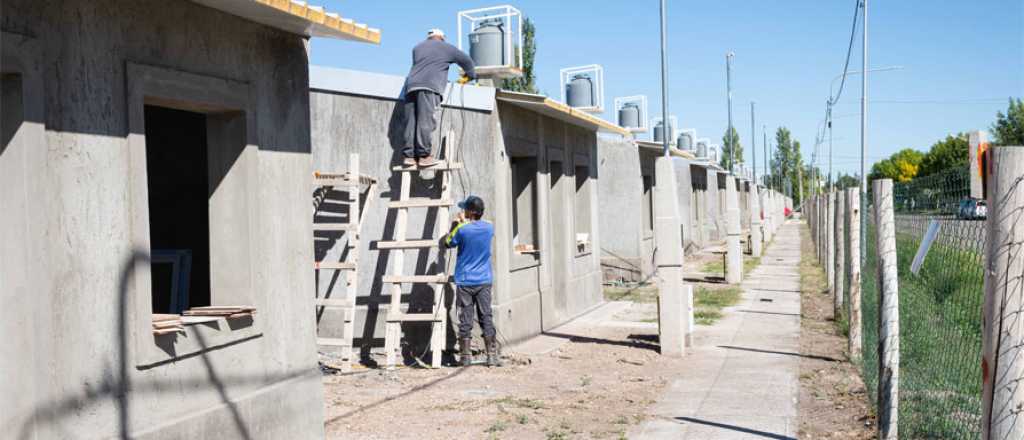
top-left (486, 420), bottom-right (508, 433)
top-left (493, 396), bottom-right (546, 410)
top-left (744, 255), bottom-right (761, 275)
top-left (702, 258), bottom-right (725, 274)
top-left (603, 283), bottom-right (658, 303)
top-left (693, 286), bottom-right (742, 325)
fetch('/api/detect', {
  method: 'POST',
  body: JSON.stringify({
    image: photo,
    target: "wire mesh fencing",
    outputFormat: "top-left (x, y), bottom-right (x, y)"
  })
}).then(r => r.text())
top-left (861, 167), bottom-right (985, 439)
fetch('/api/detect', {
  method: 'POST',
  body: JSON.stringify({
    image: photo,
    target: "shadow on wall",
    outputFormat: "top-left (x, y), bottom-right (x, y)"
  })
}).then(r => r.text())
top-left (313, 96), bottom-right (462, 366)
top-left (15, 251), bottom-right (309, 440)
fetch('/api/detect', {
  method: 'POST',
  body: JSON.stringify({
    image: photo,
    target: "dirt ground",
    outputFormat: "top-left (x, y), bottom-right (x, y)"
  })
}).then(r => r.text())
top-left (321, 246), bottom-right (743, 440)
top-left (796, 224), bottom-right (877, 439)
top-left (322, 323), bottom-right (681, 440)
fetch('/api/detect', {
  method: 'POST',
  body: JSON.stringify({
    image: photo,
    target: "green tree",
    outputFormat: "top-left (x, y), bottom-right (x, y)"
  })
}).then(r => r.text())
top-left (918, 133), bottom-right (968, 177)
top-left (991, 97), bottom-right (1024, 146)
top-left (719, 126), bottom-right (743, 169)
top-left (835, 173), bottom-right (860, 190)
top-left (768, 127), bottom-right (805, 203)
top-left (869, 148), bottom-right (924, 182)
top-left (500, 17), bottom-right (537, 94)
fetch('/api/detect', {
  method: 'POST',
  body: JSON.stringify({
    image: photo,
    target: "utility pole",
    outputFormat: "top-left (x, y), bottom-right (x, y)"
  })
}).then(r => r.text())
top-left (751, 102), bottom-right (757, 184)
top-left (763, 125), bottom-right (768, 187)
top-left (860, 0), bottom-right (869, 262)
top-left (828, 100), bottom-right (834, 192)
top-left (659, 0), bottom-right (669, 157)
top-left (726, 52), bottom-right (735, 172)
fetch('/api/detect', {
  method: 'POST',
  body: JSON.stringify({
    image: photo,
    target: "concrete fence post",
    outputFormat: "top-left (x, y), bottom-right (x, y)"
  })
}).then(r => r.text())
top-left (653, 156), bottom-right (689, 357)
top-left (827, 192), bottom-right (836, 293)
top-left (846, 188), bottom-right (862, 360)
top-left (751, 187), bottom-right (763, 257)
top-left (819, 195), bottom-right (827, 265)
top-left (835, 190), bottom-right (846, 320)
top-left (873, 178), bottom-right (900, 440)
top-left (725, 177), bottom-right (743, 284)
top-left (982, 146), bottom-right (1024, 440)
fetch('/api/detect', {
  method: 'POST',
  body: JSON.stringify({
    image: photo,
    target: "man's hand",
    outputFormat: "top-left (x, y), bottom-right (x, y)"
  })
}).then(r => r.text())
top-left (457, 74), bottom-right (472, 85)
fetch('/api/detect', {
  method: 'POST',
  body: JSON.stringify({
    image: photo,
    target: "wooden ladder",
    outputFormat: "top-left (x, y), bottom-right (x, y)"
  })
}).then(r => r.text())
top-left (381, 130), bottom-right (463, 369)
top-left (313, 153), bottom-right (377, 373)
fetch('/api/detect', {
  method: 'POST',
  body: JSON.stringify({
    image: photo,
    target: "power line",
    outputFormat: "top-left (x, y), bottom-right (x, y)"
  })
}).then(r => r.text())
top-left (830, 0), bottom-right (862, 106)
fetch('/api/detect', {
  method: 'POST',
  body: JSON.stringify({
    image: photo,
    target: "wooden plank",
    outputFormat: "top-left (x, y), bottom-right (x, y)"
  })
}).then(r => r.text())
top-left (382, 274), bottom-right (450, 284)
top-left (391, 161), bottom-right (463, 172)
top-left (314, 261), bottom-right (357, 270)
top-left (181, 316), bottom-right (219, 325)
top-left (386, 313), bottom-right (444, 323)
top-left (387, 198), bottom-right (454, 209)
top-left (312, 223), bottom-right (355, 232)
top-left (376, 239), bottom-right (438, 250)
top-left (152, 314), bottom-right (180, 323)
top-left (312, 178), bottom-right (359, 187)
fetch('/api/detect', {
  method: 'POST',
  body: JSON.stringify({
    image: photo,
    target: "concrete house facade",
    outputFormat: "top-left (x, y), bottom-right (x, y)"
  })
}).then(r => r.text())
top-left (1, 1), bottom-right (379, 438)
top-left (308, 67), bottom-right (630, 360)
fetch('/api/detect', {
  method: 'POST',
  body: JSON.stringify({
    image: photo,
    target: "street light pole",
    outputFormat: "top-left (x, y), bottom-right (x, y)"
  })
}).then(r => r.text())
top-left (763, 125), bottom-right (768, 187)
top-left (751, 101), bottom-right (757, 185)
top-left (726, 52), bottom-right (735, 172)
top-left (659, 0), bottom-right (669, 157)
top-left (860, 0), bottom-right (869, 265)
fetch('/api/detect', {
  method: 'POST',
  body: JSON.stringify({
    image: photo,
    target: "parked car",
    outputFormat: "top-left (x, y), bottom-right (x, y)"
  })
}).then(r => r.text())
top-left (957, 198), bottom-right (987, 220)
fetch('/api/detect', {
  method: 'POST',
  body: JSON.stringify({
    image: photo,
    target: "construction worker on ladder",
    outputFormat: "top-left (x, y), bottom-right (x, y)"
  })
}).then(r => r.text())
top-left (442, 196), bottom-right (499, 367)
top-left (401, 28), bottom-right (477, 167)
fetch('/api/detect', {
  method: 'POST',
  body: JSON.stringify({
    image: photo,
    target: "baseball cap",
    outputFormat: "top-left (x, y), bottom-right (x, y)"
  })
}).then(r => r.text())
top-left (427, 28), bottom-right (445, 38)
top-left (457, 195), bottom-right (485, 214)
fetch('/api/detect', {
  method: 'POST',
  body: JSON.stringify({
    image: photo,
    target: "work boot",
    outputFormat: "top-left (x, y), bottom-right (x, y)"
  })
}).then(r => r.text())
top-left (417, 155), bottom-right (440, 167)
top-left (484, 336), bottom-right (501, 367)
top-left (402, 156), bottom-right (417, 166)
top-left (460, 337), bottom-right (472, 367)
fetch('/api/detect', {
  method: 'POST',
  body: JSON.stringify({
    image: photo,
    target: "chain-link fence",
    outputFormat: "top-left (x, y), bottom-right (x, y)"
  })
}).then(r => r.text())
top-left (861, 167), bottom-right (985, 439)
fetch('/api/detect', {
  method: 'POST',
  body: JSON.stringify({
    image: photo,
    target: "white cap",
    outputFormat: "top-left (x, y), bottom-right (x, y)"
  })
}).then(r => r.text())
top-left (427, 28), bottom-right (445, 38)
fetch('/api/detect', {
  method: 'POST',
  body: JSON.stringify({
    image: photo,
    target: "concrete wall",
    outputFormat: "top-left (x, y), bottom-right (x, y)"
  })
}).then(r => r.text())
top-left (597, 137), bottom-right (646, 282)
top-left (309, 77), bottom-right (604, 354)
top-left (2, 1), bottom-right (324, 438)
top-left (673, 159), bottom-right (695, 253)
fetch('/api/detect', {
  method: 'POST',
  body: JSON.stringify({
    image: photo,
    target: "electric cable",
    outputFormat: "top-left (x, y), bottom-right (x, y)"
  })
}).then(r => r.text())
top-left (831, 0), bottom-right (862, 106)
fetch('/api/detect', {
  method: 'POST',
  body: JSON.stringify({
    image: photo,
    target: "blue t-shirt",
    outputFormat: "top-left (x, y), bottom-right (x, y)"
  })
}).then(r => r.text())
top-left (444, 220), bottom-right (494, 285)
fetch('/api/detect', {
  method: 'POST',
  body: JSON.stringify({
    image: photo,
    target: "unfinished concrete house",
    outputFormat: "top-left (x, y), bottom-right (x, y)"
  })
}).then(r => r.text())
top-left (597, 139), bottom-right (698, 282)
top-left (308, 66), bottom-right (631, 366)
top-left (1, 1), bottom-right (379, 437)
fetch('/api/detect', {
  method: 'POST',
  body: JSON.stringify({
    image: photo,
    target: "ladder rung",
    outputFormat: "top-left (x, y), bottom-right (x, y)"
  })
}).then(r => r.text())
top-left (387, 313), bottom-right (444, 322)
top-left (391, 161), bottom-right (463, 172)
top-left (382, 275), bottom-right (450, 284)
top-left (313, 223), bottom-right (355, 232)
top-left (315, 298), bottom-right (354, 308)
top-left (314, 261), bottom-right (356, 270)
top-left (376, 240), bottom-right (438, 250)
top-left (316, 337), bottom-right (352, 347)
top-left (313, 178), bottom-right (359, 187)
top-left (388, 198), bottom-right (454, 209)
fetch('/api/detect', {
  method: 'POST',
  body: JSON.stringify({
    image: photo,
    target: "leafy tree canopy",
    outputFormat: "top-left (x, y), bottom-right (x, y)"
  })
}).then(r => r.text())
top-left (720, 126), bottom-right (743, 169)
top-left (918, 133), bottom-right (968, 177)
top-left (500, 17), bottom-right (537, 94)
top-left (870, 148), bottom-right (924, 182)
top-left (991, 97), bottom-right (1024, 146)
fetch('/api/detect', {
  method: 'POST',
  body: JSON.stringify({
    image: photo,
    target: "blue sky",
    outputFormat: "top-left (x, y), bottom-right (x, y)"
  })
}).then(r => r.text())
top-left (310, 1), bottom-right (1023, 177)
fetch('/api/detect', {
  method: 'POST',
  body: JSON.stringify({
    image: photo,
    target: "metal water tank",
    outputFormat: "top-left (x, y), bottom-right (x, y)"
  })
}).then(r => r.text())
top-left (697, 141), bottom-right (708, 158)
top-left (566, 74), bottom-right (594, 108)
top-left (469, 20), bottom-right (505, 67)
top-left (653, 120), bottom-right (666, 143)
top-left (618, 102), bottom-right (640, 128)
top-left (677, 132), bottom-right (694, 151)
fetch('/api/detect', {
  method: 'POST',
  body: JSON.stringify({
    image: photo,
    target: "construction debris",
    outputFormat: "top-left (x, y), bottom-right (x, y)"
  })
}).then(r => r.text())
top-left (152, 314), bottom-right (184, 335)
top-left (183, 306), bottom-right (257, 319)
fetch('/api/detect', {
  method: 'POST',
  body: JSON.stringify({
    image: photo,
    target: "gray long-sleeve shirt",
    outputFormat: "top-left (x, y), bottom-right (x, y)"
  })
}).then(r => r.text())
top-left (403, 39), bottom-right (476, 95)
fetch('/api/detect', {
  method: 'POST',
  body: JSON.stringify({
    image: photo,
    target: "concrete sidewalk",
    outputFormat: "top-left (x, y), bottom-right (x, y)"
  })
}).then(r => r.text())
top-left (631, 221), bottom-right (803, 439)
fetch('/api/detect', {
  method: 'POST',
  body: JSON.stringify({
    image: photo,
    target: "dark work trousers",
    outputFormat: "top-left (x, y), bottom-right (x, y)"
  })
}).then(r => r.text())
top-left (456, 284), bottom-right (496, 339)
top-left (402, 89), bottom-right (441, 159)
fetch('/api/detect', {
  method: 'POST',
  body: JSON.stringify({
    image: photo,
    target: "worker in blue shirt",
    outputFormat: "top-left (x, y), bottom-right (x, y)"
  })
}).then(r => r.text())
top-left (442, 195), bottom-right (498, 367)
